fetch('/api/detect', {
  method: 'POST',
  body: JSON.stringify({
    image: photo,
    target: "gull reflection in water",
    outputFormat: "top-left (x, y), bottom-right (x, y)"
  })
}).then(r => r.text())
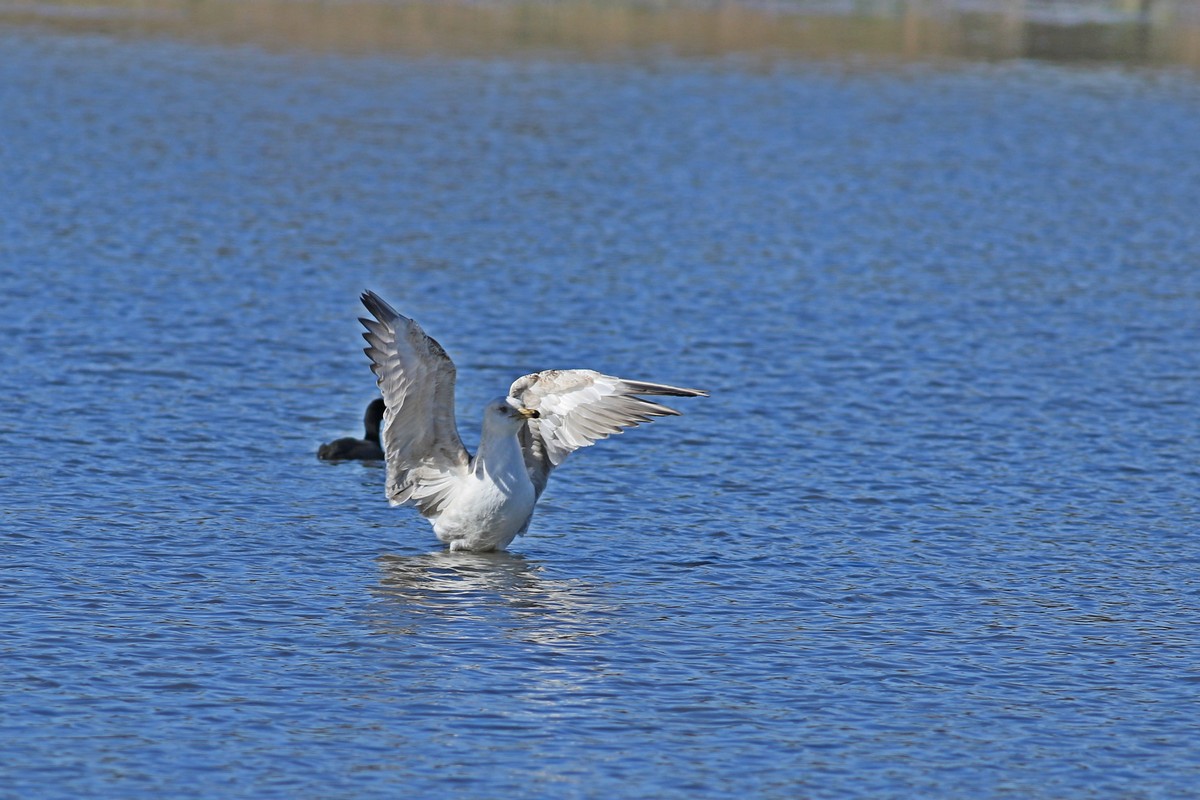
top-left (371, 551), bottom-right (614, 645)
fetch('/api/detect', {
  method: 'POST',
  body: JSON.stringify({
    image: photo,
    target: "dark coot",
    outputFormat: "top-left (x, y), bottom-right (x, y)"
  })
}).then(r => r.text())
top-left (318, 398), bottom-right (385, 461)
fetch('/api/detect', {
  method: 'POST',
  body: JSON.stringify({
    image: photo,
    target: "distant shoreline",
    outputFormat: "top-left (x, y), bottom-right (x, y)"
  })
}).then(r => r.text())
top-left (2, 0), bottom-right (1198, 67)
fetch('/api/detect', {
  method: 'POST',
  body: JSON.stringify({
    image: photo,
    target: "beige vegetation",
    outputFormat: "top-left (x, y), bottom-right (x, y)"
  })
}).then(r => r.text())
top-left (1, 0), bottom-right (1197, 65)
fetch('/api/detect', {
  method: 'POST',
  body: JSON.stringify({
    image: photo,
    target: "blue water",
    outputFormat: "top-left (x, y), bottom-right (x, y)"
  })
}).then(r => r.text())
top-left (2, 27), bottom-right (1200, 799)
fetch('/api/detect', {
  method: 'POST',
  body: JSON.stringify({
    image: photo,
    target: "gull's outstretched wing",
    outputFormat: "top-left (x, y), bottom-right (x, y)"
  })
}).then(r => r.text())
top-left (509, 369), bottom-right (707, 498)
top-left (360, 291), bottom-right (470, 516)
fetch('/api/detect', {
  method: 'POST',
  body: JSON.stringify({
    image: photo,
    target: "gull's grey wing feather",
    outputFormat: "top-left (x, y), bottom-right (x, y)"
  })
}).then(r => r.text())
top-left (510, 369), bottom-right (707, 498)
top-left (360, 291), bottom-right (470, 516)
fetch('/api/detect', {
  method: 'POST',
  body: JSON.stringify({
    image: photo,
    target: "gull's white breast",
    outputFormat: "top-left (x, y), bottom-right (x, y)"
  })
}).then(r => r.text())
top-left (432, 459), bottom-right (536, 552)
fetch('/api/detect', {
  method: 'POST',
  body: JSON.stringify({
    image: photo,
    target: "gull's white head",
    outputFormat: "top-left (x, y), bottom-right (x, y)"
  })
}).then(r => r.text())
top-left (482, 395), bottom-right (539, 434)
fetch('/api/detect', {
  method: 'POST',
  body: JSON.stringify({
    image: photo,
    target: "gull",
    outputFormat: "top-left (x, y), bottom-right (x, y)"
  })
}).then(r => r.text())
top-left (359, 291), bottom-right (706, 552)
top-left (317, 398), bottom-right (386, 461)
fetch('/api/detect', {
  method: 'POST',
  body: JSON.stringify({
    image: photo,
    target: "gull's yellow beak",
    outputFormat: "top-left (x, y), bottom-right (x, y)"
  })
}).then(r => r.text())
top-left (517, 407), bottom-right (540, 419)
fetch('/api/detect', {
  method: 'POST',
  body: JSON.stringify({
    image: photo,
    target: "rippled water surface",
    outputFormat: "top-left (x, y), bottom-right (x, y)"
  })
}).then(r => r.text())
top-left (2, 24), bottom-right (1200, 799)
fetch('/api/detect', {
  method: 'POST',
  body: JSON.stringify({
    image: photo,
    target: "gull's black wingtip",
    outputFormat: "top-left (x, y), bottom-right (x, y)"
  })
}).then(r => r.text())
top-left (360, 289), bottom-right (395, 322)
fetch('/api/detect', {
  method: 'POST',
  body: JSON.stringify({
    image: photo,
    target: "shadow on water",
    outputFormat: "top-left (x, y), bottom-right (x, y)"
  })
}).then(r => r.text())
top-left (1, 0), bottom-right (1198, 67)
top-left (370, 550), bottom-right (614, 644)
